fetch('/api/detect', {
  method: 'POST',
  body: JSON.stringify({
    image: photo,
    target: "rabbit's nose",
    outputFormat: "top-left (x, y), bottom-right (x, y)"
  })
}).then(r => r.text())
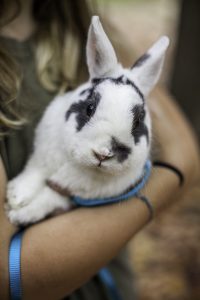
top-left (93, 150), bottom-right (114, 162)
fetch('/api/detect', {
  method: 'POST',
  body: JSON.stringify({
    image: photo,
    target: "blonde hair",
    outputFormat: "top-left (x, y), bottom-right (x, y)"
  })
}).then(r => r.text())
top-left (0, 0), bottom-right (96, 134)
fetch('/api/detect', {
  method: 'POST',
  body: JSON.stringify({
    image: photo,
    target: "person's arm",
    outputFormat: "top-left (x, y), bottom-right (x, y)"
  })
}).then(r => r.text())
top-left (0, 87), bottom-right (199, 300)
top-left (0, 157), bottom-right (17, 300)
top-left (150, 87), bottom-right (199, 189)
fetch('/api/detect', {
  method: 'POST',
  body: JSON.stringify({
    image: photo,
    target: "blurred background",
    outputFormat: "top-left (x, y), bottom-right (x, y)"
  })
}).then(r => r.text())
top-left (97, 0), bottom-right (200, 299)
top-left (98, 0), bottom-right (200, 139)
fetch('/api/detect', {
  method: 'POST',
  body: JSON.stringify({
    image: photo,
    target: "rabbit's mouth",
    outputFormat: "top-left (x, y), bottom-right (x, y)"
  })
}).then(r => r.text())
top-left (92, 158), bottom-right (129, 175)
top-left (71, 147), bottom-right (129, 174)
top-left (93, 153), bottom-right (114, 168)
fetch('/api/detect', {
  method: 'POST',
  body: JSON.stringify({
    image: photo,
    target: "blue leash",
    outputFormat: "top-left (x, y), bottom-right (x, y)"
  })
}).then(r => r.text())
top-left (98, 268), bottom-right (123, 300)
top-left (71, 160), bottom-right (152, 207)
top-left (9, 160), bottom-right (152, 300)
top-left (9, 230), bottom-right (24, 300)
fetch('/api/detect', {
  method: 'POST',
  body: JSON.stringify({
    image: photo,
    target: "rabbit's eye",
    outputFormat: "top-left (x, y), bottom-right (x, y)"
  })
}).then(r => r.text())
top-left (133, 111), bottom-right (145, 129)
top-left (86, 103), bottom-right (96, 117)
top-left (133, 118), bottom-right (140, 129)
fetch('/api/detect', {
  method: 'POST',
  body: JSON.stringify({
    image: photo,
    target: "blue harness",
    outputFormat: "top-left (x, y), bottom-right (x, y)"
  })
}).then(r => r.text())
top-left (9, 160), bottom-right (152, 300)
top-left (71, 160), bottom-right (151, 207)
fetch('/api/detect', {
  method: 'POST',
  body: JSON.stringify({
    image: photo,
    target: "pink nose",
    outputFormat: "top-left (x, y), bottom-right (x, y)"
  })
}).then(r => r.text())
top-left (93, 151), bottom-right (113, 162)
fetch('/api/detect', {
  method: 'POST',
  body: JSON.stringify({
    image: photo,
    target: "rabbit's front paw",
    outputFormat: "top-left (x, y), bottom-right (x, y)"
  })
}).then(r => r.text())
top-left (6, 186), bottom-right (72, 226)
top-left (6, 205), bottom-right (36, 226)
top-left (5, 194), bottom-right (47, 226)
top-left (7, 180), bottom-right (32, 209)
top-left (7, 177), bottom-right (44, 209)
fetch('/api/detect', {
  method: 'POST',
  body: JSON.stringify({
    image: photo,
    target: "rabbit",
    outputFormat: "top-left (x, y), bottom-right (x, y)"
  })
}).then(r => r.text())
top-left (6, 16), bottom-right (169, 226)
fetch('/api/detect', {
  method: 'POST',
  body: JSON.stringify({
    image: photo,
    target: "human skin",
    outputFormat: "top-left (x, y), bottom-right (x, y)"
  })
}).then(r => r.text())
top-left (0, 86), bottom-right (199, 300)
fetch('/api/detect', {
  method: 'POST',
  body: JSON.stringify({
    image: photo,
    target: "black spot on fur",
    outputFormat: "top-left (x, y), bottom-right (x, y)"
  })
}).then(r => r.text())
top-left (92, 76), bottom-right (144, 102)
top-left (79, 88), bottom-right (92, 96)
top-left (111, 137), bottom-right (132, 163)
top-left (131, 53), bottom-right (150, 69)
top-left (92, 76), bottom-right (124, 87)
top-left (131, 105), bottom-right (149, 144)
top-left (123, 78), bottom-right (144, 102)
top-left (66, 92), bottom-right (101, 131)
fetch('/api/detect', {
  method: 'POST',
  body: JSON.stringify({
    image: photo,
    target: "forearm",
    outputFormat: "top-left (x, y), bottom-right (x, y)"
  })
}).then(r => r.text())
top-left (0, 163), bottom-right (181, 300)
top-left (0, 159), bottom-right (16, 300)
top-left (21, 166), bottom-right (181, 300)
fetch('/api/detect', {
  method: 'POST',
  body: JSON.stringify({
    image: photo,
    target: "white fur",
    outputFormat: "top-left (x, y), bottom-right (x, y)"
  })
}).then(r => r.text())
top-left (6, 16), bottom-right (169, 225)
top-left (131, 36), bottom-right (170, 95)
top-left (87, 16), bottom-right (118, 78)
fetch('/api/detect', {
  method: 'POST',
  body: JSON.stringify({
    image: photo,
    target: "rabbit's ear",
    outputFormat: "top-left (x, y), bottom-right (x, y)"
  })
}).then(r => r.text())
top-left (86, 16), bottom-right (118, 78)
top-left (131, 36), bottom-right (170, 96)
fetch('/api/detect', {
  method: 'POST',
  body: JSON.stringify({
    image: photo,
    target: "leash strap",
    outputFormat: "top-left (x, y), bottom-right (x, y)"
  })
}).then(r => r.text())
top-left (98, 268), bottom-right (122, 300)
top-left (9, 230), bottom-right (24, 300)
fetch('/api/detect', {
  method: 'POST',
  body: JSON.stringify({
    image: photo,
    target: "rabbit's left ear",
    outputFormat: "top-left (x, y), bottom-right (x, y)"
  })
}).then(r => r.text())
top-left (131, 36), bottom-right (170, 96)
top-left (86, 16), bottom-right (118, 78)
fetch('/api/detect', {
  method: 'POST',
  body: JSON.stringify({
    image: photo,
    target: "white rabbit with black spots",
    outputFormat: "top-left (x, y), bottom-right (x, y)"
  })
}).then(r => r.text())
top-left (6, 16), bottom-right (169, 225)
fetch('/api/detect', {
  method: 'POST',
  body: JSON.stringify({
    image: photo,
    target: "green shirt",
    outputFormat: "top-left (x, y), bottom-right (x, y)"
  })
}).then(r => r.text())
top-left (0, 36), bottom-right (136, 300)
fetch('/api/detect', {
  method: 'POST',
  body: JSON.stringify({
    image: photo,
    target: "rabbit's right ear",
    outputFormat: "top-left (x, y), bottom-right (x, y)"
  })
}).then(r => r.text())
top-left (86, 16), bottom-right (118, 79)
